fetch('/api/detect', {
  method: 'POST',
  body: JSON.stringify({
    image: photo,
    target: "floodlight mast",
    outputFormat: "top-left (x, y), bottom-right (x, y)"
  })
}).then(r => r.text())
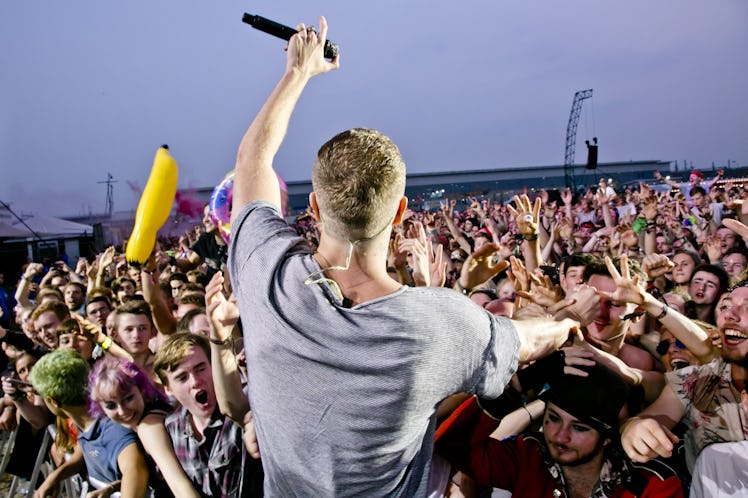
top-left (564, 89), bottom-right (593, 190)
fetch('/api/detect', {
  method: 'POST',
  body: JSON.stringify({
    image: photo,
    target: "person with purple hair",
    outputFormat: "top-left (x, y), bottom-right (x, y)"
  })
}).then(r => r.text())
top-left (89, 355), bottom-right (200, 498)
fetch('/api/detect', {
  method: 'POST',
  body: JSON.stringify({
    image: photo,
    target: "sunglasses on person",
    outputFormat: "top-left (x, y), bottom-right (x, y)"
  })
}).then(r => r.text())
top-left (656, 338), bottom-right (687, 356)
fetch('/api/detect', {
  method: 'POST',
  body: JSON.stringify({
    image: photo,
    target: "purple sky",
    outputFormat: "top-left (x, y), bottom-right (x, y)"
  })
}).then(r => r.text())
top-left (2, 1), bottom-right (747, 217)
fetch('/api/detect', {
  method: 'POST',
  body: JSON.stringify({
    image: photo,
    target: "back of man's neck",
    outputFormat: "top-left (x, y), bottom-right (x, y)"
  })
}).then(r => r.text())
top-left (314, 238), bottom-right (400, 305)
top-left (65, 406), bottom-right (96, 433)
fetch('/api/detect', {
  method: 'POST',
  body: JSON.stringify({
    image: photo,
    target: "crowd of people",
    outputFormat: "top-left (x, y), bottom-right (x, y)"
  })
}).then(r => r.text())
top-left (2, 15), bottom-right (748, 498)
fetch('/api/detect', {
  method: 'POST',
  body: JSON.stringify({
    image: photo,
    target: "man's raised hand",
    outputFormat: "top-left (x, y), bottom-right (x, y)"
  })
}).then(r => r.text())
top-left (287, 16), bottom-right (339, 76)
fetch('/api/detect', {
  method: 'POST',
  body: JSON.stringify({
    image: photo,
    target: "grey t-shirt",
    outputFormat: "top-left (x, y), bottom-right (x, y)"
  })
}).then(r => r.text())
top-left (229, 201), bottom-right (520, 497)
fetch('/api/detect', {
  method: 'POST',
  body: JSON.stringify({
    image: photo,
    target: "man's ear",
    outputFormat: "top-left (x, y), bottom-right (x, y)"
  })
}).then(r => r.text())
top-left (45, 396), bottom-right (60, 410)
top-left (309, 192), bottom-right (321, 222)
top-left (392, 196), bottom-right (408, 225)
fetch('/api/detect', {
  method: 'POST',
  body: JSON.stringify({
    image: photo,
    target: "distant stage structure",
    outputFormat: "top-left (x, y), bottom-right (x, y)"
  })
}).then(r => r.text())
top-left (564, 89), bottom-right (594, 189)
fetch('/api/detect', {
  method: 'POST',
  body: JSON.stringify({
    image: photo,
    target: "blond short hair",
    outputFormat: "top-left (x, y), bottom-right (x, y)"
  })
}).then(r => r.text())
top-left (312, 128), bottom-right (405, 240)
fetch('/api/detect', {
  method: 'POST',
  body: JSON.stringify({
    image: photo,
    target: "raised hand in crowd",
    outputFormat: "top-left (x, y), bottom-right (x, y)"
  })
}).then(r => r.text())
top-left (457, 243), bottom-right (508, 292)
top-left (86, 256), bottom-right (99, 283)
top-left (507, 194), bottom-right (540, 240)
top-left (594, 255), bottom-right (645, 306)
top-left (205, 270), bottom-right (255, 447)
top-left (398, 221), bottom-right (431, 287)
top-left (498, 232), bottom-right (516, 260)
top-left (704, 234), bottom-right (723, 264)
top-left (427, 239), bottom-right (447, 288)
top-left (421, 211), bottom-right (436, 232)
top-left (15, 262), bottom-right (44, 307)
top-left (468, 197), bottom-right (483, 218)
top-left (73, 257), bottom-right (87, 277)
top-left (507, 194), bottom-right (542, 271)
top-left (641, 195), bottom-right (658, 222)
top-left (555, 216), bottom-right (574, 245)
top-left (560, 187), bottom-right (572, 206)
top-left (508, 256), bottom-right (530, 298)
top-left (723, 217), bottom-right (748, 244)
top-left (618, 225), bottom-right (640, 256)
top-left (595, 185), bottom-right (612, 206)
top-left (621, 415), bottom-right (681, 463)
top-left (640, 253), bottom-right (674, 281)
top-left (72, 313), bottom-right (132, 361)
top-left (401, 208), bottom-right (416, 225)
top-left (99, 245), bottom-right (116, 271)
top-left (515, 271), bottom-right (563, 309)
top-left (388, 233), bottom-right (413, 287)
top-left (552, 284), bottom-right (600, 327)
top-left (439, 199), bottom-right (472, 254)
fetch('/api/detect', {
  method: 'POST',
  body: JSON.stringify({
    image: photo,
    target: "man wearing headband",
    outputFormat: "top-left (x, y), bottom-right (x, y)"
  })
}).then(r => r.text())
top-left (227, 16), bottom-right (578, 496)
top-left (435, 362), bottom-right (683, 497)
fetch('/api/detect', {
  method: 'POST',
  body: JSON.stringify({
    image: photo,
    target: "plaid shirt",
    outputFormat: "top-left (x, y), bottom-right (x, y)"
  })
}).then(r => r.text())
top-left (165, 406), bottom-right (246, 497)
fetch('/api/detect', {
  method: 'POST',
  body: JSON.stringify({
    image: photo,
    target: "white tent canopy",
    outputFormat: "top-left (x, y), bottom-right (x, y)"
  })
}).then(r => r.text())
top-left (0, 206), bottom-right (93, 239)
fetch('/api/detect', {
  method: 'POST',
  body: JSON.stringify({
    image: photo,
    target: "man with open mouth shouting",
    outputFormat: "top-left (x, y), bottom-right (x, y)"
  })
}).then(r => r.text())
top-left (620, 281), bottom-right (748, 475)
top-left (154, 333), bottom-right (264, 497)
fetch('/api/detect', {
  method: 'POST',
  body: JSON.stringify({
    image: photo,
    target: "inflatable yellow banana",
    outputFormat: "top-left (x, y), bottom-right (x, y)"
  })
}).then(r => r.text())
top-left (125, 145), bottom-right (178, 265)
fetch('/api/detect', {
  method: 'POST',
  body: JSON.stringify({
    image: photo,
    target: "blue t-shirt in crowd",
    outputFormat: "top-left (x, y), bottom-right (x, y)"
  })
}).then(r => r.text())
top-left (78, 417), bottom-right (139, 484)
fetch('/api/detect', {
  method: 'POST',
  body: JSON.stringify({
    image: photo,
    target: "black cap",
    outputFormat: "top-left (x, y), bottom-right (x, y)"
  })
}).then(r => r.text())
top-left (538, 362), bottom-right (629, 435)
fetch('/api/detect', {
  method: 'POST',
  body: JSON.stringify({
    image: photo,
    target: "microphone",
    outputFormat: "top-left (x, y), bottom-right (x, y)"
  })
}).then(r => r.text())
top-left (242, 13), bottom-right (340, 60)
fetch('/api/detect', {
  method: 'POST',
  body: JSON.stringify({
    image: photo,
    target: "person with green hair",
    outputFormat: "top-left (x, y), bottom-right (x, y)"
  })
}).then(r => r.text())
top-left (29, 349), bottom-right (150, 498)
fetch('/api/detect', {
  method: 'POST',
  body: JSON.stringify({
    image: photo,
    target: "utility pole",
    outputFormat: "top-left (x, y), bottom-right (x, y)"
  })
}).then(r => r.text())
top-left (97, 173), bottom-right (118, 218)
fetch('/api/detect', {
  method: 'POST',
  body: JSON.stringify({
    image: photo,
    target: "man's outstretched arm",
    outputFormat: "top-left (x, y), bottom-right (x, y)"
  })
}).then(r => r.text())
top-left (231, 16), bottom-right (339, 224)
top-left (511, 317), bottom-right (579, 363)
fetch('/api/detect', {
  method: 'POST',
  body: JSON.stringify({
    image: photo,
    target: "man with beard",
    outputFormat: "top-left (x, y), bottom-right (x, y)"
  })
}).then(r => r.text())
top-left (620, 281), bottom-right (748, 474)
top-left (62, 282), bottom-right (86, 314)
top-left (435, 362), bottom-right (683, 497)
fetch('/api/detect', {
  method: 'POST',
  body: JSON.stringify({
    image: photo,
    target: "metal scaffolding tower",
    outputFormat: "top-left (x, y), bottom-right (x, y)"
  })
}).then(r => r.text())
top-left (564, 89), bottom-right (593, 189)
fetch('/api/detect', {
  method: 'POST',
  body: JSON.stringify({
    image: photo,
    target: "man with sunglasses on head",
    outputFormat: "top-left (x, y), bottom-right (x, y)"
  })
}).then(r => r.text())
top-left (655, 320), bottom-right (716, 373)
top-left (656, 331), bottom-right (696, 372)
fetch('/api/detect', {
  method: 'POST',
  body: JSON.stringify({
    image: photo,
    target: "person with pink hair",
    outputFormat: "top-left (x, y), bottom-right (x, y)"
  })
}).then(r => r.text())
top-left (89, 355), bottom-right (200, 498)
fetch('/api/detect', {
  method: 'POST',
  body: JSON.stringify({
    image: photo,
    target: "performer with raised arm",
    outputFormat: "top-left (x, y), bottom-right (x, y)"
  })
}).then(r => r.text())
top-left (228, 16), bottom-right (578, 496)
